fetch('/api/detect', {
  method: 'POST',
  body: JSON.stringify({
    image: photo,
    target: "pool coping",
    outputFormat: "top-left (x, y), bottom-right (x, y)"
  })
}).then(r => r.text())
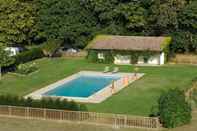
top-left (25, 71), bottom-right (144, 103)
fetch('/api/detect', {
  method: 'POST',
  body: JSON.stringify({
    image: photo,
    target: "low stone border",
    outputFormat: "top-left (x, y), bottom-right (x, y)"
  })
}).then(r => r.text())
top-left (25, 71), bottom-right (144, 103)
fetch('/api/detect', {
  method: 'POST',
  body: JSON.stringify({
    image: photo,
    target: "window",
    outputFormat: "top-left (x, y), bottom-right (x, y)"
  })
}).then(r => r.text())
top-left (98, 53), bottom-right (104, 59)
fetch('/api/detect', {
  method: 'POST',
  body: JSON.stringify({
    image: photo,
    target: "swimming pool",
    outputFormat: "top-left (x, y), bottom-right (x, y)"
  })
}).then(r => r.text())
top-left (43, 75), bottom-right (120, 97)
top-left (26, 71), bottom-right (144, 103)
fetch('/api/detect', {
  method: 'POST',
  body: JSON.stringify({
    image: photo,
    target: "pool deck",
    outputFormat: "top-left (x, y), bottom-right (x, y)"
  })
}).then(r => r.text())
top-left (25, 71), bottom-right (144, 103)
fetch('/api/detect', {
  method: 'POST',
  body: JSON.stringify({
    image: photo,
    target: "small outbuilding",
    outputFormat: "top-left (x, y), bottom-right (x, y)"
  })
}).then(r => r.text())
top-left (86, 35), bottom-right (172, 65)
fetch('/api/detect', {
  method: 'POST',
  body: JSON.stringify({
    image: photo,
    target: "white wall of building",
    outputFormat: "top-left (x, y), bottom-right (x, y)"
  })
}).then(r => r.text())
top-left (114, 55), bottom-right (131, 65)
top-left (98, 53), bottom-right (105, 59)
top-left (147, 54), bottom-right (160, 65)
top-left (97, 52), bottom-right (165, 65)
top-left (160, 52), bottom-right (165, 65)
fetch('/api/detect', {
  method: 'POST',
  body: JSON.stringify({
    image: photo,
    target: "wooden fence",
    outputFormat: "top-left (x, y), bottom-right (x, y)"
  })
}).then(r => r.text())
top-left (0, 105), bottom-right (160, 129)
top-left (62, 51), bottom-right (87, 58)
top-left (170, 54), bottom-right (197, 64)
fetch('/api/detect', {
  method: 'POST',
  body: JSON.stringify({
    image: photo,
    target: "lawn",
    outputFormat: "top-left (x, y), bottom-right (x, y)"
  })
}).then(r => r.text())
top-left (0, 57), bottom-right (197, 116)
top-left (0, 116), bottom-right (145, 131)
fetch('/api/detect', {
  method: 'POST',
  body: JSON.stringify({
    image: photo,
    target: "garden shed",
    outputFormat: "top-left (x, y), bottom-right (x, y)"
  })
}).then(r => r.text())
top-left (86, 35), bottom-right (172, 65)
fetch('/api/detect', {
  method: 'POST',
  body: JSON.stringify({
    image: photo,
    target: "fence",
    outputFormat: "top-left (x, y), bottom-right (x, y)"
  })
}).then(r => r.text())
top-left (0, 105), bottom-right (160, 129)
top-left (170, 54), bottom-right (197, 64)
top-left (62, 51), bottom-right (87, 58)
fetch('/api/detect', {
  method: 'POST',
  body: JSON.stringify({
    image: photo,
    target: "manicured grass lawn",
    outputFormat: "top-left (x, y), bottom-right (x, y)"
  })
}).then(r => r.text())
top-left (0, 58), bottom-right (197, 116)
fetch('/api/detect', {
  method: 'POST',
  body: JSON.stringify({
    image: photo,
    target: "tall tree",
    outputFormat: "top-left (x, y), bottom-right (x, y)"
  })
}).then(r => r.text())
top-left (82, 0), bottom-right (118, 26)
top-left (0, 44), bottom-right (15, 80)
top-left (0, 0), bottom-right (37, 46)
top-left (82, 0), bottom-right (147, 34)
top-left (178, 0), bottom-right (197, 33)
top-left (115, 2), bottom-right (147, 31)
top-left (37, 0), bottom-right (97, 48)
top-left (148, 0), bottom-right (186, 35)
top-left (170, 31), bottom-right (197, 53)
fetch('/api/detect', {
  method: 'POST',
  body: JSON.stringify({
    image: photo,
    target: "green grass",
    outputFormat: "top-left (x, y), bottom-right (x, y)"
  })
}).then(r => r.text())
top-left (0, 58), bottom-right (197, 116)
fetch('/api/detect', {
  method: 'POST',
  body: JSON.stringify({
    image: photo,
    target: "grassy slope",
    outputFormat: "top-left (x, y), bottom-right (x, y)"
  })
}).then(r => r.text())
top-left (0, 58), bottom-right (197, 116)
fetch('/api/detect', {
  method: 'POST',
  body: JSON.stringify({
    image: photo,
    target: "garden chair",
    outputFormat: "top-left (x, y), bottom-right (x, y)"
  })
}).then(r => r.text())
top-left (103, 66), bottom-right (110, 73)
top-left (112, 67), bottom-right (119, 74)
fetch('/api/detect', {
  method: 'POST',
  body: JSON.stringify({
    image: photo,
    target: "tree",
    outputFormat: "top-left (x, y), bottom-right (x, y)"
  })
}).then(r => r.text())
top-left (82, 0), bottom-right (118, 26)
top-left (178, 0), bottom-right (197, 33)
top-left (148, 0), bottom-right (186, 35)
top-left (170, 31), bottom-right (197, 53)
top-left (37, 0), bottom-right (97, 48)
top-left (42, 39), bottom-right (61, 57)
top-left (0, 44), bottom-right (15, 80)
top-left (0, 0), bottom-right (37, 46)
top-left (115, 3), bottom-right (147, 31)
top-left (82, 0), bottom-right (147, 33)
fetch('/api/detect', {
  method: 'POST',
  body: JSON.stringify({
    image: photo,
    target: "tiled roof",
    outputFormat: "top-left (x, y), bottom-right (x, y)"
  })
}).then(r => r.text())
top-left (86, 35), bottom-right (169, 52)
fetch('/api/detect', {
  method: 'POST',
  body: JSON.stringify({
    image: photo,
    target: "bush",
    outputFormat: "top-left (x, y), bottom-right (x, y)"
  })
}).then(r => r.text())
top-left (15, 62), bottom-right (38, 75)
top-left (15, 48), bottom-right (44, 64)
top-left (192, 89), bottom-right (197, 107)
top-left (158, 89), bottom-right (192, 128)
top-left (87, 50), bottom-right (98, 63)
top-left (0, 95), bottom-right (87, 111)
top-left (42, 39), bottom-right (61, 57)
top-left (87, 50), bottom-right (115, 64)
top-left (130, 53), bottom-right (139, 64)
top-left (103, 51), bottom-right (114, 64)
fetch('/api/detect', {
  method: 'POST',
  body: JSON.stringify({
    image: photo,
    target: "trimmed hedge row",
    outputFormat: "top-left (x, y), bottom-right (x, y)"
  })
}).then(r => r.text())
top-left (0, 95), bottom-right (87, 111)
top-left (14, 48), bottom-right (44, 64)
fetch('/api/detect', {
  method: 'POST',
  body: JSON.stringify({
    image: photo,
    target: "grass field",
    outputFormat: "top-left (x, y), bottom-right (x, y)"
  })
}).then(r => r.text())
top-left (0, 111), bottom-right (197, 131)
top-left (0, 58), bottom-right (197, 116)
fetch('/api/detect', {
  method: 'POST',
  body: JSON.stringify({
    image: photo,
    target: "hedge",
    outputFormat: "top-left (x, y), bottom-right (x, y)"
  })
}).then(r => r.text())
top-left (14, 47), bottom-right (44, 64)
top-left (0, 95), bottom-right (87, 111)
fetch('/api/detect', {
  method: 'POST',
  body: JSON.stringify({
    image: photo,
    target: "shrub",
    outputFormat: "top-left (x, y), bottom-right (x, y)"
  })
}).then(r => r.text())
top-left (158, 89), bottom-right (192, 128)
top-left (15, 48), bottom-right (44, 64)
top-left (0, 95), bottom-right (87, 111)
top-left (192, 89), bottom-right (197, 107)
top-left (87, 50), bottom-right (98, 63)
top-left (15, 62), bottom-right (38, 75)
top-left (103, 51), bottom-right (114, 64)
top-left (87, 50), bottom-right (115, 64)
top-left (141, 51), bottom-right (153, 63)
top-left (42, 39), bottom-right (61, 57)
top-left (130, 53), bottom-right (139, 64)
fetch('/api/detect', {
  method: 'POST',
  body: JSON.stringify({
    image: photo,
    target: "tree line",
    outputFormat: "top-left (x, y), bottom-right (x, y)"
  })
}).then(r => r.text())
top-left (0, 0), bottom-right (196, 53)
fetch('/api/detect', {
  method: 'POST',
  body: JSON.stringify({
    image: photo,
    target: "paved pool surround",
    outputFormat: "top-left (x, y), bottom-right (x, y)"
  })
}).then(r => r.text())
top-left (25, 71), bottom-right (144, 103)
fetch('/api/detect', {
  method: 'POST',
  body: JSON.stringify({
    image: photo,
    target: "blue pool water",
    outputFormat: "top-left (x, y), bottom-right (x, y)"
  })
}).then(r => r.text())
top-left (43, 75), bottom-right (120, 98)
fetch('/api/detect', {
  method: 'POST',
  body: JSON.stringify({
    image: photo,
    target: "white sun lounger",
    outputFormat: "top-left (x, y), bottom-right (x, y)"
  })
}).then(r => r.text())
top-left (112, 67), bottom-right (119, 74)
top-left (103, 66), bottom-right (110, 73)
